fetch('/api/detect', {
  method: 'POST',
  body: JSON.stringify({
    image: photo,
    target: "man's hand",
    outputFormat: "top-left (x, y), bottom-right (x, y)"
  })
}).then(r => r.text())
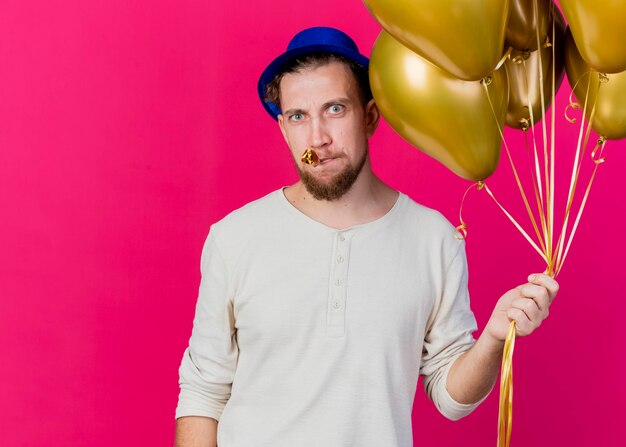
top-left (446, 273), bottom-right (560, 405)
top-left (484, 273), bottom-right (560, 343)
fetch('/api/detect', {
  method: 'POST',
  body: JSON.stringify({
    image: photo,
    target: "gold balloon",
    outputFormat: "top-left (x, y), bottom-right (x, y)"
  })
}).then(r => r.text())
top-left (560, 0), bottom-right (626, 74)
top-left (505, 0), bottom-right (551, 51)
top-left (565, 29), bottom-right (626, 140)
top-left (370, 31), bottom-right (508, 181)
top-left (505, 8), bottom-right (566, 130)
top-left (363, 0), bottom-right (510, 81)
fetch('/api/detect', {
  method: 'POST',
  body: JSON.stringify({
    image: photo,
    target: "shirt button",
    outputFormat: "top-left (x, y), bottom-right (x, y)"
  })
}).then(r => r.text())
top-left (333, 300), bottom-right (341, 309)
top-left (339, 235), bottom-right (346, 242)
top-left (337, 255), bottom-right (344, 263)
top-left (335, 279), bottom-right (342, 286)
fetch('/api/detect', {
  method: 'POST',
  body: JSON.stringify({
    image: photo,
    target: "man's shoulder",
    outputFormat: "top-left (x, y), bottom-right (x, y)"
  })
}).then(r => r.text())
top-left (208, 188), bottom-right (285, 241)
top-left (393, 192), bottom-right (466, 261)
top-left (399, 192), bottom-right (459, 239)
top-left (220, 189), bottom-right (281, 222)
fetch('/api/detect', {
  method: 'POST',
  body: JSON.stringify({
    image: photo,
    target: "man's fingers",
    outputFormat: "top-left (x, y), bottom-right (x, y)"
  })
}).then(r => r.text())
top-left (518, 283), bottom-right (551, 314)
top-left (527, 273), bottom-right (559, 302)
top-left (511, 297), bottom-right (542, 322)
top-left (506, 307), bottom-right (534, 335)
top-left (500, 274), bottom-right (559, 338)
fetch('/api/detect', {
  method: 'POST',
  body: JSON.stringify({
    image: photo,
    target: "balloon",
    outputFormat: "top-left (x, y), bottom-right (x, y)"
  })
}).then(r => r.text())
top-left (369, 31), bottom-right (508, 181)
top-left (560, 0), bottom-right (626, 74)
top-left (362, 0), bottom-right (510, 81)
top-left (505, 0), bottom-right (551, 51)
top-left (505, 8), bottom-right (566, 130)
top-left (564, 29), bottom-right (626, 140)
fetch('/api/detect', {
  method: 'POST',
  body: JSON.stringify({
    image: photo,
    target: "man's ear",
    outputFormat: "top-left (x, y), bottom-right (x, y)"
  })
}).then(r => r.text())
top-left (277, 114), bottom-right (290, 145)
top-left (364, 99), bottom-right (380, 138)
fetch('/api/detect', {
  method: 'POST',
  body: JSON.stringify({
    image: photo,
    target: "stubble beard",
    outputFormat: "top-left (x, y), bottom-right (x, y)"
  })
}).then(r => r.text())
top-left (295, 148), bottom-right (369, 201)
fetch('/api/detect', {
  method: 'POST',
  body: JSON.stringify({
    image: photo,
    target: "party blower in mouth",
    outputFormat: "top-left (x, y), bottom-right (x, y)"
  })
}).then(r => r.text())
top-left (301, 148), bottom-right (319, 166)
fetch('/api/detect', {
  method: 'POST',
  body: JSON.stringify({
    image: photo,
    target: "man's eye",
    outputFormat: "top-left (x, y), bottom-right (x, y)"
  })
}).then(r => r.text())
top-left (289, 113), bottom-right (303, 122)
top-left (329, 104), bottom-right (344, 114)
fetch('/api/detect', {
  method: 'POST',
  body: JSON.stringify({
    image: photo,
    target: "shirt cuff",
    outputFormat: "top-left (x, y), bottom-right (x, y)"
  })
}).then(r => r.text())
top-left (175, 387), bottom-right (226, 421)
top-left (175, 404), bottom-right (223, 421)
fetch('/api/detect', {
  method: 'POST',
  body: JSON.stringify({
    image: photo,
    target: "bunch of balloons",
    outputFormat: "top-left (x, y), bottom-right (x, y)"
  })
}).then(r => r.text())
top-left (366, 0), bottom-right (626, 181)
top-left (364, 1), bottom-right (626, 446)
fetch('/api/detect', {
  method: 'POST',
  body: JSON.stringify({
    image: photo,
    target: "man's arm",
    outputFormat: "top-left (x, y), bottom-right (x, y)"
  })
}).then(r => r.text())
top-left (446, 273), bottom-right (559, 404)
top-left (175, 416), bottom-right (218, 447)
top-left (175, 228), bottom-right (237, 441)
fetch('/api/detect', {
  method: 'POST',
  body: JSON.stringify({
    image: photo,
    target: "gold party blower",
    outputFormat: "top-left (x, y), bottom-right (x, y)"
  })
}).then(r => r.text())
top-left (300, 148), bottom-right (319, 166)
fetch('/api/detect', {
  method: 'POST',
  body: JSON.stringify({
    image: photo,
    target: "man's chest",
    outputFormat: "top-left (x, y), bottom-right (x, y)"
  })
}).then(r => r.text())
top-left (228, 230), bottom-right (440, 348)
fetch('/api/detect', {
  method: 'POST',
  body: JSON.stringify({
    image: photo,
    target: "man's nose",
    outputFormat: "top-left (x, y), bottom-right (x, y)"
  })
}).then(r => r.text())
top-left (309, 116), bottom-right (331, 149)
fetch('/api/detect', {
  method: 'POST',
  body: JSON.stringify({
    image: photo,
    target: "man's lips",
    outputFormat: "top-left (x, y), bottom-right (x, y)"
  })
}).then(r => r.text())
top-left (299, 148), bottom-right (343, 168)
top-left (316, 155), bottom-right (345, 166)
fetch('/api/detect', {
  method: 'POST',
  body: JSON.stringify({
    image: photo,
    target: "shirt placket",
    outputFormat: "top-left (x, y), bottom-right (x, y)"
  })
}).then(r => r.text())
top-left (327, 230), bottom-right (352, 338)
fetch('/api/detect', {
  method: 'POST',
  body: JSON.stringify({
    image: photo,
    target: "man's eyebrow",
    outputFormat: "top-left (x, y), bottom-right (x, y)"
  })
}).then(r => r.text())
top-left (283, 98), bottom-right (353, 117)
top-left (282, 108), bottom-right (306, 116)
top-left (322, 98), bottom-right (352, 109)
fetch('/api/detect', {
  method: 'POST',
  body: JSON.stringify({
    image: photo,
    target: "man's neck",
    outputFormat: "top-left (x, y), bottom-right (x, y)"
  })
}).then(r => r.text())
top-left (283, 165), bottom-right (398, 230)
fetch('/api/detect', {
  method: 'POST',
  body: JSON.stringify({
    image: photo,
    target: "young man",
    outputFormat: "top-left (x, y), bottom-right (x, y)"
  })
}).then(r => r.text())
top-left (174, 27), bottom-right (558, 447)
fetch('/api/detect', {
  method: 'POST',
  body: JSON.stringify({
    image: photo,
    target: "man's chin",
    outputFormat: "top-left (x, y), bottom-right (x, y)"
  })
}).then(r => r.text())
top-left (300, 175), bottom-right (354, 201)
top-left (294, 151), bottom-right (367, 201)
top-left (304, 187), bottom-right (348, 202)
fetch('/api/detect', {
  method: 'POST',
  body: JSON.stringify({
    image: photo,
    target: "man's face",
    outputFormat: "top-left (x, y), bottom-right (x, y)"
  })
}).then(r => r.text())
top-left (277, 61), bottom-right (378, 201)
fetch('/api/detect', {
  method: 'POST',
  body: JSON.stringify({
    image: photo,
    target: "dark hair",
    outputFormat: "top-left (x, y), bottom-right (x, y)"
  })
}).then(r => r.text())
top-left (264, 53), bottom-right (372, 113)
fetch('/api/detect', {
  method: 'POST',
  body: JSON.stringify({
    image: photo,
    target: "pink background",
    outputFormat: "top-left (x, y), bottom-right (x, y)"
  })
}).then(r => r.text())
top-left (1, 1), bottom-right (624, 445)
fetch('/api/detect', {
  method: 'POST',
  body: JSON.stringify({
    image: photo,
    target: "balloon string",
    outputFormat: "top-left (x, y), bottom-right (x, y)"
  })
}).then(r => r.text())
top-left (524, 129), bottom-right (550, 253)
top-left (455, 181), bottom-right (485, 240)
top-left (532, 0), bottom-right (553, 267)
top-left (564, 72), bottom-right (594, 123)
top-left (482, 81), bottom-right (548, 256)
top-left (553, 74), bottom-right (602, 273)
top-left (482, 183), bottom-right (548, 263)
top-left (493, 5), bottom-right (607, 444)
top-left (521, 58), bottom-right (550, 254)
top-left (537, 7), bottom-right (558, 274)
top-left (555, 137), bottom-right (607, 275)
top-left (499, 4), bottom-right (547, 439)
top-left (554, 75), bottom-right (592, 271)
top-left (497, 320), bottom-right (516, 447)
top-left (519, 52), bottom-right (549, 256)
top-left (524, 64), bottom-right (545, 216)
top-left (452, 175), bottom-right (546, 263)
top-left (496, 46), bottom-right (514, 70)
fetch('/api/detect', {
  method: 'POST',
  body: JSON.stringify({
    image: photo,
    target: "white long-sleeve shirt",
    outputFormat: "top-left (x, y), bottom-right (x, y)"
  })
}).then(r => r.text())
top-left (176, 188), bottom-right (485, 446)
